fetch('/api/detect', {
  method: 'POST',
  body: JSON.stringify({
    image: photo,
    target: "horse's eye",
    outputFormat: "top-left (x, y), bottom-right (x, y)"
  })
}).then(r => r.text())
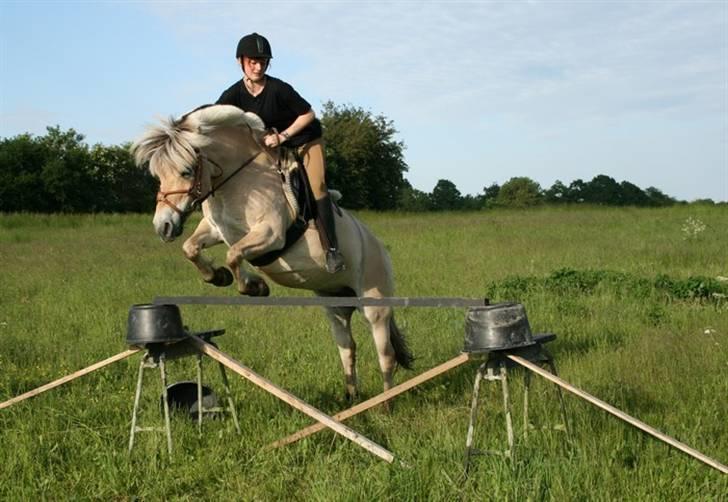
top-left (181, 169), bottom-right (194, 179)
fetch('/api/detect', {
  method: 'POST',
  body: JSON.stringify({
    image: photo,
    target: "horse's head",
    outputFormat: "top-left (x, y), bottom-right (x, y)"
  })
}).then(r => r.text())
top-left (131, 105), bottom-right (266, 241)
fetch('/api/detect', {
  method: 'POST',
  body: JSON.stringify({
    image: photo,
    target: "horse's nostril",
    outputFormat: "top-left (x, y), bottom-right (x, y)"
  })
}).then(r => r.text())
top-left (164, 222), bottom-right (172, 238)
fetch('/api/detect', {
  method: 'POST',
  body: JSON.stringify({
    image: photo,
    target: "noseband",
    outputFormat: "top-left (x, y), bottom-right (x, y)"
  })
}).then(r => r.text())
top-left (156, 149), bottom-right (261, 216)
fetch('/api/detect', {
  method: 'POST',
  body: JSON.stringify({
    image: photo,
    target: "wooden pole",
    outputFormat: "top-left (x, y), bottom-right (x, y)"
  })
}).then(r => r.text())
top-left (0, 348), bottom-right (141, 411)
top-left (187, 335), bottom-right (395, 463)
top-left (268, 353), bottom-right (471, 450)
top-left (508, 354), bottom-right (728, 475)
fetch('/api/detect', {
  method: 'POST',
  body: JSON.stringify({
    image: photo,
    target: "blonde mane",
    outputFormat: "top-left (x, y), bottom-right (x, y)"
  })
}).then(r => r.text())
top-left (131, 104), bottom-right (266, 177)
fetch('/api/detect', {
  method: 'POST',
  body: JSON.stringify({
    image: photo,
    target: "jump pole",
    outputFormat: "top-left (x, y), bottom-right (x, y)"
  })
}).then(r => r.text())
top-left (0, 348), bottom-right (141, 411)
top-left (187, 334), bottom-right (395, 463)
top-left (153, 296), bottom-right (489, 308)
top-left (268, 353), bottom-right (471, 450)
top-left (508, 354), bottom-right (728, 475)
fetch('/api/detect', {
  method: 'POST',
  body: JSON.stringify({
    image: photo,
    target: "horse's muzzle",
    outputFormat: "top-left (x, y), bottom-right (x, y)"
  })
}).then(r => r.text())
top-left (154, 209), bottom-right (185, 242)
top-left (158, 220), bottom-right (183, 242)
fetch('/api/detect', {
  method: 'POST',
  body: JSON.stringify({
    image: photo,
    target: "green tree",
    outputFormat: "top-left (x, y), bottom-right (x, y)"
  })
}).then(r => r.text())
top-left (0, 133), bottom-right (51, 212)
top-left (619, 180), bottom-right (649, 206)
top-left (461, 193), bottom-right (486, 210)
top-left (690, 198), bottom-right (715, 205)
top-left (90, 143), bottom-right (157, 212)
top-left (39, 126), bottom-right (94, 212)
top-left (397, 181), bottom-right (431, 211)
top-left (483, 182), bottom-right (500, 208)
top-left (645, 186), bottom-right (676, 207)
top-left (496, 177), bottom-right (543, 207)
top-left (430, 179), bottom-right (463, 210)
top-left (581, 174), bottom-right (622, 205)
top-left (320, 101), bottom-right (408, 209)
top-left (544, 180), bottom-right (569, 203)
top-left (566, 179), bottom-right (586, 203)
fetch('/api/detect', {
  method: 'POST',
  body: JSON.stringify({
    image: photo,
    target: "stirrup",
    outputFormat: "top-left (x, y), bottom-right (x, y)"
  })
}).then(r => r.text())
top-left (325, 249), bottom-right (346, 273)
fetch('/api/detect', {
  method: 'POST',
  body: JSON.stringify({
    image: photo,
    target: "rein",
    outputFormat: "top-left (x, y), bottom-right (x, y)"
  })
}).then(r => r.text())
top-left (156, 149), bottom-right (262, 216)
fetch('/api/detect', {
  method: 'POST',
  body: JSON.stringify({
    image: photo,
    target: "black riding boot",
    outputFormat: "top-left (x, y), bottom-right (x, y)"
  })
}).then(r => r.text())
top-left (315, 195), bottom-right (346, 273)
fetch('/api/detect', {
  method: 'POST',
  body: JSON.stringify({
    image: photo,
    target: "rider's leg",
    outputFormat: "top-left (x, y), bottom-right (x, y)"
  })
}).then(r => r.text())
top-left (299, 139), bottom-right (346, 273)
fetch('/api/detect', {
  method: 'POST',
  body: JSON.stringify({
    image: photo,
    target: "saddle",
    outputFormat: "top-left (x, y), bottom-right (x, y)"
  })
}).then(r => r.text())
top-left (248, 147), bottom-right (318, 267)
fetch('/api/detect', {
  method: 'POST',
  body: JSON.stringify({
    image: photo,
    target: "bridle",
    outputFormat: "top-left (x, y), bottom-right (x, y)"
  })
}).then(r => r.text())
top-left (156, 148), bottom-right (262, 216)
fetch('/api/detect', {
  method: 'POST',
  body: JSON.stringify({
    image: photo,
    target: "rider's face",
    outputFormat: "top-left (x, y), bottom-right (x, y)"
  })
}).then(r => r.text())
top-left (241, 56), bottom-right (268, 82)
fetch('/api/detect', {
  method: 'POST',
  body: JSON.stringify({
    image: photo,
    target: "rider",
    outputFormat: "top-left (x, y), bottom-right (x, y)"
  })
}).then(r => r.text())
top-left (216, 32), bottom-right (345, 274)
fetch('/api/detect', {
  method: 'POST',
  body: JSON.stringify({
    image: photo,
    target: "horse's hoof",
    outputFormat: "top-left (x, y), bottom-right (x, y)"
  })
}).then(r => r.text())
top-left (256, 280), bottom-right (270, 297)
top-left (208, 267), bottom-right (234, 287)
top-left (240, 279), bottom-right (270, 297)
top-left (344, 390), bottom-right (358, 403)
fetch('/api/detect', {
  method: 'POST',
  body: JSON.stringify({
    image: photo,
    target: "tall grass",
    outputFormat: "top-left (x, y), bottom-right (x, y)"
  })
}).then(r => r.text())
top-left (0, 205), bottom-right (726, 499)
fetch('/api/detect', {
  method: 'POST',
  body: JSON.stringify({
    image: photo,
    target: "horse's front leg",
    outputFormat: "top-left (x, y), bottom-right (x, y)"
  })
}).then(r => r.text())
top-left (182, 217), bottom-right (233, 287)
top-left (226, 223), bottom-right (283, 296)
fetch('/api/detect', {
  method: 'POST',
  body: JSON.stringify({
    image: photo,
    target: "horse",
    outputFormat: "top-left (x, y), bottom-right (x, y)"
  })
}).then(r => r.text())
top-left (131, 104), bottom-right (413, 399)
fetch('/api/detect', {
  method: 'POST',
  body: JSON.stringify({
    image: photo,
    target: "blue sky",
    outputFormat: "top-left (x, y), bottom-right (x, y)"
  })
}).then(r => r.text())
top-left (1, 1), bottom-right (726, 202)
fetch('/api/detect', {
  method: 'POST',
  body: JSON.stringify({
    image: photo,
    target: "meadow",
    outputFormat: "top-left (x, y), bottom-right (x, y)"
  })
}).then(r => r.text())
top-left (0, 205), bottom-right (726, 500)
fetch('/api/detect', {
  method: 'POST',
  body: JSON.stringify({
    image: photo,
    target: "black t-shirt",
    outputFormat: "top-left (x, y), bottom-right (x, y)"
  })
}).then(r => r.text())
top-left (216, 75), bottom-right (322, 147)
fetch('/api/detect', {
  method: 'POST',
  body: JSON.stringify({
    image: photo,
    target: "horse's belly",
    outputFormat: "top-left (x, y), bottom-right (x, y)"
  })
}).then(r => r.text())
top-left (257, 228), bottom-right (350, 291)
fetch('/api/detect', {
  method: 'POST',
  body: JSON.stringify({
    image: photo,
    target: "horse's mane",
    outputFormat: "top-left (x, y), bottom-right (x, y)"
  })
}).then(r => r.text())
top-left (131, 104), bottom-right (266, 176)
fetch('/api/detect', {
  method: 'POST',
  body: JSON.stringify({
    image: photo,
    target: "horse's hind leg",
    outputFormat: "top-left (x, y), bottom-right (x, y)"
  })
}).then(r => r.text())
top-left (324, 306), bottom-right (358, 401)
top-left (183, 217), bottom-right (233, 287)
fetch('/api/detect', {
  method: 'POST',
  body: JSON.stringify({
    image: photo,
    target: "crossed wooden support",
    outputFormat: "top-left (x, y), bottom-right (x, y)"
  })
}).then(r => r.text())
top-left (2, 340), bottom-right (726, 473)
top-left (0, 335), bottom-right (468, 464)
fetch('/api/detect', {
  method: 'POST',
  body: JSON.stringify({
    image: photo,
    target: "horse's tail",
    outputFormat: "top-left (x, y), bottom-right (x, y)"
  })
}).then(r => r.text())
top-left (389, 314), bottom-right (414, 370)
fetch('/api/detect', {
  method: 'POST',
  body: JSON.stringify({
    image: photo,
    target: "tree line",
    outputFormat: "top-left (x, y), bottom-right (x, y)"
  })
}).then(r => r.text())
top-left (0, 126), bottom-right (156, 213)
top-left (0, 102), bottom-right (716, 213)
top-left (396, 175), bottom-right (703, 212)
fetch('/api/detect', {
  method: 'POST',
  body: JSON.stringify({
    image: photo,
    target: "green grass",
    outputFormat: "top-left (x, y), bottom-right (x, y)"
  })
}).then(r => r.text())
top-left (1, 205), bottom-right (727, 500)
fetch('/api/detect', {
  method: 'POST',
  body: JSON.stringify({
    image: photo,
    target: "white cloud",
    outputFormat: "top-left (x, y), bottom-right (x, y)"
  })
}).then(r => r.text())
top-left (133, 1), bottom-right (728, 201)
top-left (2, 1), bottom-right (725, 200)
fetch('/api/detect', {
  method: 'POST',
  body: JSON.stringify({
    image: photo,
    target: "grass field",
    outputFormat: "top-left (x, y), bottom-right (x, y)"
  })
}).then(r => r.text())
top-left (0, 205), bottom-right (726, 500)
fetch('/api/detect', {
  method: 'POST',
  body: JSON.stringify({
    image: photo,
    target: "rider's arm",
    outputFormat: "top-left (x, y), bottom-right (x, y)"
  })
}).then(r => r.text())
top-left (265, 109), bottom-right (315, 147)
top-left (279, 109), bottom-right (315, 143)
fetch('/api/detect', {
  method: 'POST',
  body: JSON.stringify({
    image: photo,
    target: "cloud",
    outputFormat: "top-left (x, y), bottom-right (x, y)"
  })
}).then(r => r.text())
top-left (137, 1), bottom-right (728, 201)
top-left (2, 1), bottom-right (724, 200)
top-left (142, 2), bottom-right (725, 122)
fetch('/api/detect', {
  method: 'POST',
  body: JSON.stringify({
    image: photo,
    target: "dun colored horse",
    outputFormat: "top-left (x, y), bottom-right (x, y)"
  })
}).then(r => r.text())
top-left (132, 104), bottom-right (412, 398)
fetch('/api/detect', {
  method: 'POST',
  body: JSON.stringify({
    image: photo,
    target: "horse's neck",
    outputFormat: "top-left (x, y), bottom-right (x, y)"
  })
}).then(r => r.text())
top-left (211, 160), bottom-right (291, 231)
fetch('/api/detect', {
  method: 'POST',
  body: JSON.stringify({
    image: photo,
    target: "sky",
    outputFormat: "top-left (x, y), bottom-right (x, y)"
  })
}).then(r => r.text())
top-left (1, 1), bottom-right (726, 202)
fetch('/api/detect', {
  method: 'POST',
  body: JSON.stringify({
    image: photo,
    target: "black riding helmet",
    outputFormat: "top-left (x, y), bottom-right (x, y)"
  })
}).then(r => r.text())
top-left (236, 33), bottom-right (273, 59)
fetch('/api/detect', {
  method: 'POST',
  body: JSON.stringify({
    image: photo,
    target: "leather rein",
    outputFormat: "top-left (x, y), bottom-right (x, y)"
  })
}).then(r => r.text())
top-left (156, 148), bottom-right (261, 216)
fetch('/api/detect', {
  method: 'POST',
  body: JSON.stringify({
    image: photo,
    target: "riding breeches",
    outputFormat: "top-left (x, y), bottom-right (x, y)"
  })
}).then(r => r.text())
top-left (297, 138), bottom-right (328, 200)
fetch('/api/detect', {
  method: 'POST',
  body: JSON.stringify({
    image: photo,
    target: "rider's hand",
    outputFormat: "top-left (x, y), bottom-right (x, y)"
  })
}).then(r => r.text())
top-left (264, 133), bottom-right (283, 148)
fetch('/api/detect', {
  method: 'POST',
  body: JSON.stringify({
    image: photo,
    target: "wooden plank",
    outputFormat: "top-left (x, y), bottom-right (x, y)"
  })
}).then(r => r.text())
top-left (187, 335), bottom-right (395, 463)
top-left (508, 354), bottom-right (728, 475)
top-left (0, 349), bottom-right (141, 411)
top-left (268, 353), bottom-right (471, 450)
